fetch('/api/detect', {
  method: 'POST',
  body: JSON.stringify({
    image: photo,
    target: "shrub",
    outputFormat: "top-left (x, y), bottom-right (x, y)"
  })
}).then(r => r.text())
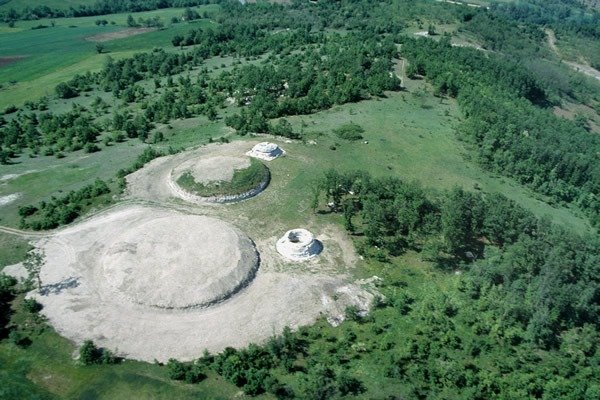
top-left (79, 340), bottom-right (119, 365)
top-left (55, 82), bottom-right (79, 99)
top-left (333, 123), bottom-right (364, 141)
top-left (23, 298), bottom-right (42, 313)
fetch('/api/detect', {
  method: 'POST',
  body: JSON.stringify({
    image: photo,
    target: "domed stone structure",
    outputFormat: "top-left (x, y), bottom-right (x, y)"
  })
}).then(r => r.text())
top-left (276, 229), bottom-right (322, 261)
top-left (246, 142), bottom-right (285, 161)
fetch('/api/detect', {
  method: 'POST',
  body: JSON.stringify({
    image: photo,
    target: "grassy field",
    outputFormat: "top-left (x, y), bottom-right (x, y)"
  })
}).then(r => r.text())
top-left (0, 6), bottom-right (218, 109)
top-left (281, 89), bottom-right (592, 233)
top-left (0, 232), bottom-right (29, 269)
top-left (0, 314), bottom-right (250, 399)
top-left (177, 158), bottom-right (269, 197)
top-left (0, 0), bottom-right (95, 11)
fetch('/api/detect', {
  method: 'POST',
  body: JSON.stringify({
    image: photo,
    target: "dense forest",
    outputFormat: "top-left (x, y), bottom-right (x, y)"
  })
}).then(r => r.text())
top-left (491, 0), bottom-right (600, 40)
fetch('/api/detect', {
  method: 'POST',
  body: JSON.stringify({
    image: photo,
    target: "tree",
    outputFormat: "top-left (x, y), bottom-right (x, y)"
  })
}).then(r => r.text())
top-left (441, 188), bottom-right (477, 257)
top-left (23, 249), bottom-right (44, 290)
top-left (302, 364), bottom-right (337, 400)
top-left (338, 373), bottom-right (366, 396)
top-left (167, 358), bottom-right (188, 380)
top-left (79, 340), bottom-right (101, 365)
top-left (126, 14), bottom-right (137, 27)
top-left (95, 43), bottom-right (105, 54)
top-left (55, 82), bottom-right (78, 99)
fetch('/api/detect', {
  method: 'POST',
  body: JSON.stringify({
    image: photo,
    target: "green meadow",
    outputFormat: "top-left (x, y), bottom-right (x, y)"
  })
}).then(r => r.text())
top-left (0, 5), bottom-right (218, 109)
top-left (0, 0), bottom-right (96, 12)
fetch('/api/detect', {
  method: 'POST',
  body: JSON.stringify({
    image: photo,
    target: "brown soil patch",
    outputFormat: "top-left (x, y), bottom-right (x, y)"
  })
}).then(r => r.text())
top-left (0, 56), bottom-right (26, 68)
top-left (85, 28), bottom-right (155, 42)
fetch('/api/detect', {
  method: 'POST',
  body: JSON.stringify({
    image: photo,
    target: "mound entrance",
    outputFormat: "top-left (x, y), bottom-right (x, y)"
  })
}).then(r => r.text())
top-left (276, 229), bottom-right (323, 261)
top-left (170, 156), bottom-right (270, 203)
top-left (246, 142), bottom-right (285, 161)
top-left (101, 213), bottom-right (259, 309)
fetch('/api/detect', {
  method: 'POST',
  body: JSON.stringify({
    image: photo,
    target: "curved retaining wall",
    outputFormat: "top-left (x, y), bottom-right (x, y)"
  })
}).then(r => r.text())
top-left (168, 169), bottom-right (270, 204)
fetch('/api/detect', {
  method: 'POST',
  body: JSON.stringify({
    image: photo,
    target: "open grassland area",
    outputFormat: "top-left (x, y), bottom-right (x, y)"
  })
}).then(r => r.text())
top-left (0, 232), bottom-right (29, 269)
top-left (282, 89), bottom-right (592, 233)
top-left (0, 323), bottom-right (246, 399)
top-left (0, 140), bottom-right (148, 228)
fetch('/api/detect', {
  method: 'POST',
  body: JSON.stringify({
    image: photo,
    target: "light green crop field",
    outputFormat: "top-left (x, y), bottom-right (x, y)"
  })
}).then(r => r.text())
top-left (0, 6), bottom-right (218, 108)
top-left (0, 0), bottom-right (96, 11)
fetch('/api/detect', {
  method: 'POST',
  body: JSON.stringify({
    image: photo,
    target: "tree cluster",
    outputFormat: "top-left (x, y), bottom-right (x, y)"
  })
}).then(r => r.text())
top-left (19, 179), bottom-right (111, 230)
top-left (318, 169), bottom-right (599, 352)
top-left (0, 0), bottom-right (215, 22)
top-left (79, 340), bottom-right (118, 365)
top-left (402, 37), bottom-right (600, 227)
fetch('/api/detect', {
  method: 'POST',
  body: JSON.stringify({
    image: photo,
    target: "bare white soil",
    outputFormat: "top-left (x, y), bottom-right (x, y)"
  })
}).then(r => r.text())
top-left (100, 211), bottom-right (258, 309)
top-left (0, 193), bottom-right (21, 206)
top-left (172, 156), bottom-right (251, 184)
top-left (127, 141), bottom-right (264, 204)
top-left (27, 141), bottom-right (376, 362)
top-left (246, 142), bottom-right (286, 161)
top-left (276, 229), bottom-right (322, 261)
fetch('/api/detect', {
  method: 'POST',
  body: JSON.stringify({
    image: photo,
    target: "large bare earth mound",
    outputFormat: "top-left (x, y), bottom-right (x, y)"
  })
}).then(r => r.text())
top-left (101, 213), bottom-right (258, 309)
top-left (172, 155), bottom-right (251, 184)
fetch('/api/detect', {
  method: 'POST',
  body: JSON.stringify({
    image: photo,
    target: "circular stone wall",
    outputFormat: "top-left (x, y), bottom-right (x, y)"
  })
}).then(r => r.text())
top-left (276, 229), bottom-right (322, 261)
top-left (169, 156), bottom-right (270, 204)
top-left (246, 142), bottom-right (285, 161)
top-left (102, 214), bottom-right (259, 309)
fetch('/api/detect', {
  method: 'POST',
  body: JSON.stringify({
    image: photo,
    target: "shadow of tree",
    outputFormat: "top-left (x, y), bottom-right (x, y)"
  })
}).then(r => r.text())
top-left (39, 276), bottom-right (80, 296)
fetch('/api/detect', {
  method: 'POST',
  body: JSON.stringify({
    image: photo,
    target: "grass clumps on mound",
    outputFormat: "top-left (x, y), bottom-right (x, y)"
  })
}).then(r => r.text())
top-left (177, 158), bottom-right (268, 197)
top-left (333, 123), bottom-right (365, 141)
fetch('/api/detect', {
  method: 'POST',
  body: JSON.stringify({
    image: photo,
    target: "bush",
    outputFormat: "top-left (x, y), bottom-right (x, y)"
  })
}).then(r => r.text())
top-left (345, 305), bottom-right (363, 322)
top-left (333, 123), bottom-right (364, 141)
top-left (23, 298), bottom-right (42, 313)
top-left (55, 82), bottom-right (79, 99)
top-left (79, 340), bottom-right (102, 365)
top-left (166, 359), bottom-right (206, 383)
top-left (79, 340), bottom-right (119, 365)
top-left (338, 373), bottom-right (366, 396)
top-left (3, 105), bottom-right (18, 115)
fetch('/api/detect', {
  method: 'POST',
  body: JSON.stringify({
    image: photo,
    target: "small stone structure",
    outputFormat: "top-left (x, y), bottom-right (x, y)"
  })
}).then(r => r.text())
top-left (276, 229), bottom-right (322, 261)
top-left (246, 142), bottom-right (285, 161)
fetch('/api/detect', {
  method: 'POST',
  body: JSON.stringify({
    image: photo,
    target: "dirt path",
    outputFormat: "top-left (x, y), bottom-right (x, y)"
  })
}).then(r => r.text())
top-left (0, 225), bottom-right (47, 238)
top-left (546, 29), bottom-right (600, 81)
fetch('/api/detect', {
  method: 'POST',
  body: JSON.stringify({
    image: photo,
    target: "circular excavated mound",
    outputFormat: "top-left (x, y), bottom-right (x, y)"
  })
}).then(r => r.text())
top-left (169, 155), bottom-right (269, 204)
top-left (276, 229), bottom-right (322, 261)
top-left (246, 142), bottom-right (285, 161)
top-left (102, 213), bottom-right (259, 309)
